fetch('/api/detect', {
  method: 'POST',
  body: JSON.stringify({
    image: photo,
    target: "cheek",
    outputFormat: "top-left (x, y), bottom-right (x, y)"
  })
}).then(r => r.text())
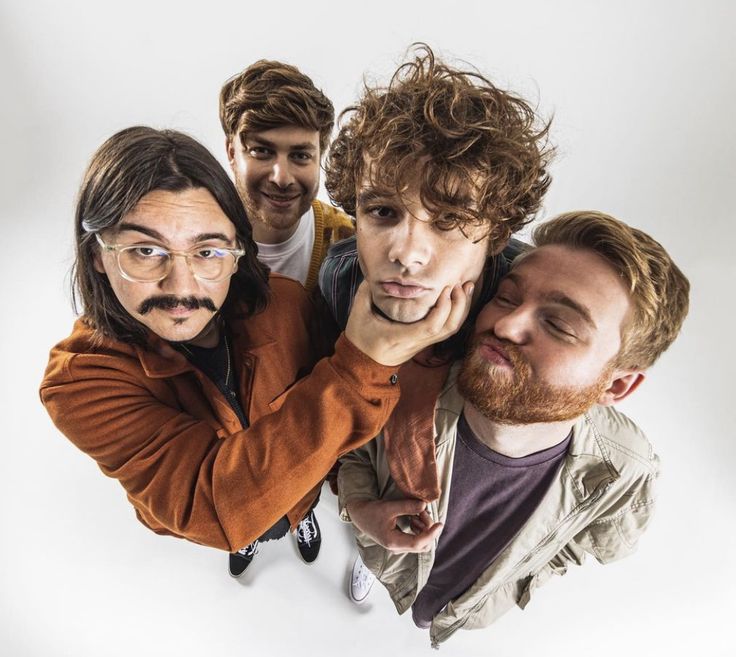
top-left (459, 243), bottom-right (488, 278)
top-left (356, 225), bottom-right (381, 278)
top-left (473, 303), bottom-right (501, 333)
top-left (297, 166), bottom-right (320, 192)
top-left (107, 277), bottom-right (148, 317)
top-left (206, 281), bottom-right (232, 307)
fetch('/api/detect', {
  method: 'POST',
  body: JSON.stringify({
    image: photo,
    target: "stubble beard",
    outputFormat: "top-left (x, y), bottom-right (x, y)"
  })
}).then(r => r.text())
top-left (457, 333), bottom-right (613, 425)
top-left (235, 178), bottom-right (312, 235)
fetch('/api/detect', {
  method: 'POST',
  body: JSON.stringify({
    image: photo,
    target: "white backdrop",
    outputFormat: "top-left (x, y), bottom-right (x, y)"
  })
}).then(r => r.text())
top-left (2, 1), bottom-right (734, 655)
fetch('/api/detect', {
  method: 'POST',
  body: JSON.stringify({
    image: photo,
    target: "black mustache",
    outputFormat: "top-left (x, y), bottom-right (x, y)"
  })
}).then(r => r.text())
top-left (138, 295), bottom-right (218, 315)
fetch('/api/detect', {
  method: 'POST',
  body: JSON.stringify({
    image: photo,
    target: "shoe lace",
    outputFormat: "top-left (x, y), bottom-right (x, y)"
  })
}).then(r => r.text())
top-left (353, 560), bottom-right (375, 588)
top-left (296, 515), bottom-right (317, 545)
top-left (236, 540), bottom-right (259, 558)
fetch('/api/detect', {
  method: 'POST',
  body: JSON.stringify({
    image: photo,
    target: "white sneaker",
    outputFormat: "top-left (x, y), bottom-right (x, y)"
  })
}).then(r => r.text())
top-left (348, 554), bottom-right (376, 604)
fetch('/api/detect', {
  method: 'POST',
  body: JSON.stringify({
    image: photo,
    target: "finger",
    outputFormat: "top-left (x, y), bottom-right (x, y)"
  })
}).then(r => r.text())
top-left (386, 498), bottom-right (428, 519)
top-left (442, 281), bottom-right (474, 332)
top-left (350, 280), bottom-right (373, 313)
top-left (416, 509), bottom-right (433, 529)
top-left (418, 285), bottom-right (454, 335)
top-left (386, 523), bottom-right (443, 554)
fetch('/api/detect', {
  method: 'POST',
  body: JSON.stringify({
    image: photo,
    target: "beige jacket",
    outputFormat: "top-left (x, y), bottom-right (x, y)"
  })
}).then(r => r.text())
top-left (338, 363), bottom-right (659, 647)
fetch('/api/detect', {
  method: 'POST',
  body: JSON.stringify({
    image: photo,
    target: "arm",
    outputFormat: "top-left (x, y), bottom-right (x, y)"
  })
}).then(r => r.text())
top-left (41, 334), bottom-right (399, 553)
top-left (338, 441), bottom-right (442, 554)
top-left (42, 281), bottom-right (472, 553)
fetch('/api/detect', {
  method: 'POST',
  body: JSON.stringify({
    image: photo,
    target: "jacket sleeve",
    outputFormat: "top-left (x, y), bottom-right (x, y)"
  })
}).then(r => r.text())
top-left (40, 334), bottom-right (400, 553)
top-left (336, 438), bottom-right (382, 522)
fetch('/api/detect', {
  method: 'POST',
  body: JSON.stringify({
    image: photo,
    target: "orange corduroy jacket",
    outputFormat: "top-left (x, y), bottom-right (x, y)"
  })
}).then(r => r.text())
top-left (40, 275), bottom-right (400, 552)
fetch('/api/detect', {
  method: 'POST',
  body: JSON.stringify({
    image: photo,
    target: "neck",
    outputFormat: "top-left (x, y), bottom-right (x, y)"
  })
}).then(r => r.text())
top-left (252, 218), bottom-right (301, 245)
top-left (463, 402), bottom-right (576, 458)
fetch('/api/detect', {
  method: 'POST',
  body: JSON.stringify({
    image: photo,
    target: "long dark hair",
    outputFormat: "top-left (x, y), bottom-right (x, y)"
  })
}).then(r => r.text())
top-left (72, 126), bottom-right (270, 346)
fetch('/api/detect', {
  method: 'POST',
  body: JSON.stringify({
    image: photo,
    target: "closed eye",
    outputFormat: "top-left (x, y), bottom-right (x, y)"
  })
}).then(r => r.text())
top-left (493, 295), bottom-right (518, 308)
top-left (544, 318), bottom-right (577, 339)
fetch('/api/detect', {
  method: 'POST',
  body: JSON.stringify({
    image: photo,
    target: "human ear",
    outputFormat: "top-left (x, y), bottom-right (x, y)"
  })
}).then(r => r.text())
top-left (93, 246), bottom-right (106, 274)
top-left (488, 236), bottom-right (510, 256)
top-left (597, 370), bottom-right (646, 406)
top-left (225, 138), bottom-right (235, 168)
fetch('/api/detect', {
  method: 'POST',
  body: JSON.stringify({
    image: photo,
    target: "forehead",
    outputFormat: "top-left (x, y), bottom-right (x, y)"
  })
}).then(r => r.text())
top-left (119, 188), bottom-right (236, 240)
top-left (358, 156), bottom-right (479, 205)
top-left (509, 244), bottom-right (632, 327)
top-left (241, 125), bottom-right (320, 150)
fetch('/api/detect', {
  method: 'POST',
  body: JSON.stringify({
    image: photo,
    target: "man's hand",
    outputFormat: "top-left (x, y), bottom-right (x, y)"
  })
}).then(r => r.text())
top-left (344, 281), bottom-right (474, 367)
top-left (347, 498), bottom-right (443, 554)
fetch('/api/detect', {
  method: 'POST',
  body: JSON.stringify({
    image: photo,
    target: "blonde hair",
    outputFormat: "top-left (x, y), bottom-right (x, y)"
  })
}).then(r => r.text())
top-left (533, 210), bottom-right (689, 370)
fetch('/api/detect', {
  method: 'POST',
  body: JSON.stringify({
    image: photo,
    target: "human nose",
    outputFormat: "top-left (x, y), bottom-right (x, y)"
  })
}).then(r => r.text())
top-left (268, 155), bottom-right (296, 188)
top-left (491, 304), bottom-right (532, 345)
top-left (159, 253), bottom-right (199, 295)
top-left (387, 216), bottom-right (432, 270)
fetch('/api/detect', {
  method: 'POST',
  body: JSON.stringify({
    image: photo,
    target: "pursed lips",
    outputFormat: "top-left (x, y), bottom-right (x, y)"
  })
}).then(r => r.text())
top-left (478, 336), bottom-right (513, 367)
top-left (379, 279), bottom-right (430, 299)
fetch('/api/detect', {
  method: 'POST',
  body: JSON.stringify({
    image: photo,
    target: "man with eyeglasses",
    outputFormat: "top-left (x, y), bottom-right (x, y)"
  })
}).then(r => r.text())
top-left (40, 126), bottom-right (472, 574)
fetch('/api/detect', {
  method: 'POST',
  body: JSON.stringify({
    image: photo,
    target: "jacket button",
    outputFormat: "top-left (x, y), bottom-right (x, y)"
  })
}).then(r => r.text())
top-left (389, 374), bottom-right (398, 385)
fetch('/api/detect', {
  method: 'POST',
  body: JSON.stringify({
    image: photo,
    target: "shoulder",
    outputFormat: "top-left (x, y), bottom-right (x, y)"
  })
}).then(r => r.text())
top-left (583, 405), bottom-right (659, 478)
top-left (313, 199), bottom-right (355, 236)
top-left (262, 273), bottom-right (315, 320)
top-left (318, 235), bottom-right (361, 329)
top-left (41, 319), bottom-right (140, 387)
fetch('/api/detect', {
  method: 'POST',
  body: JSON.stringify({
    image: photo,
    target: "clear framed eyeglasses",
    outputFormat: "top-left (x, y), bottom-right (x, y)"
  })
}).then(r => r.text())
top-left (94, 233), bottom-right (245, 283)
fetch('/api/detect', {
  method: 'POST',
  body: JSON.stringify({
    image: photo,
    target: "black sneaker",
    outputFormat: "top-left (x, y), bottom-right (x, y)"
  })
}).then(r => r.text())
top-left (229, 540), bottom-right (260, 578)
top-left (295, 510), bottom-right (321, 563)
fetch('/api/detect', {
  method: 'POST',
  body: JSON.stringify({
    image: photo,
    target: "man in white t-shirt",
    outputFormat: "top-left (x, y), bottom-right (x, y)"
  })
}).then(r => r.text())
top-left (220, 60), bottom-right (354, 292)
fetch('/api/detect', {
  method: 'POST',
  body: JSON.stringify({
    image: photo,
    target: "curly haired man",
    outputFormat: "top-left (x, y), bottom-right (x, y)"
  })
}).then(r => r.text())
top-left (318, 44), bottom-right (554, 602)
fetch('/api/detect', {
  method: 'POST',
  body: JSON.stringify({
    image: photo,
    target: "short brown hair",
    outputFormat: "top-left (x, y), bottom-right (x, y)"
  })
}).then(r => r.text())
top-left (219, 60), bottom-right (334, 153)
top-left (532, 211), bottom-right (690, 370)
top-left (325, 44), bottom-right (553, 246)
top-left (73, 126), bottom-right (270, 346)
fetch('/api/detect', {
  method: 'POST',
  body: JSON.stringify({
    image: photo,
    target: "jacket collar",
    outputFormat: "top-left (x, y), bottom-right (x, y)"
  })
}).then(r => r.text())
top-left (134, 307), bottom-right (277, 379)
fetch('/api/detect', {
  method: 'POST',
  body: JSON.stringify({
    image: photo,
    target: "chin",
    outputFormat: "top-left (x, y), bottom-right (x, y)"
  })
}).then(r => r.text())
top-left (376, 299), bottom-right (432, 324)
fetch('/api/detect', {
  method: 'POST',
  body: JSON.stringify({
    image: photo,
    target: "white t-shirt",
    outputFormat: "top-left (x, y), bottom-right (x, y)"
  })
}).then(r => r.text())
top-left (254, 206), bottom-right (315, 285)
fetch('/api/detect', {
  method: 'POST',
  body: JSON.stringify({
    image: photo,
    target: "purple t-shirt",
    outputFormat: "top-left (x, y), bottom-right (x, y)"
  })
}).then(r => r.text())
top-left (412, 413), bottom-right (571, 628)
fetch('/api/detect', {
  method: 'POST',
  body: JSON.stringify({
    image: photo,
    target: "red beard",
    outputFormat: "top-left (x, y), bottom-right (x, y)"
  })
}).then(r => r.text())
top-left (457, 332), bottom-right (613, 425)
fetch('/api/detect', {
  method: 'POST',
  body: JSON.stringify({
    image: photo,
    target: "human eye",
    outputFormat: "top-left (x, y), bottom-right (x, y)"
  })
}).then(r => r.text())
top-left (290, 151), bottom-right (313, 163)
top-left (365, 204), bottom-right (397, 220)
top-left (194, 246), bottom-right (229, 260)
top-left (128, 244), bottom-right (168, 259)
top-left (248, 146), bottom-right (273, 159)
top-left (433, 213), bottom-right (461, 231)
top-left (493, 294), bottom-right (518, 308)
top-left (544, 317), bottom-right (578, 340)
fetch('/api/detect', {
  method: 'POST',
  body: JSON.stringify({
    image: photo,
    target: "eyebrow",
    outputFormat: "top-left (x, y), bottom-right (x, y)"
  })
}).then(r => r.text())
top-left (116, 222), bottom-right (234, 244)
top-left (248, 136), bottom-right (317, 152)
top-left (356, 188), bottom-right (396, 207)
top-left (504, 272), bottom-right (597, 328)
